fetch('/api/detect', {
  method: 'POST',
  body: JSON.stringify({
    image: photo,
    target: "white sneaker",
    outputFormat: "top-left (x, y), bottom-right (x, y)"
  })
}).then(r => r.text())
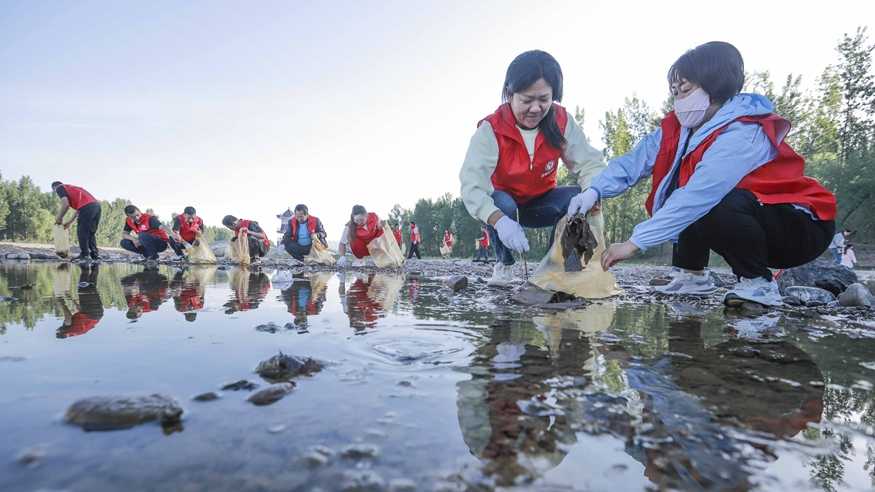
top-left (653, 270), bottom-right (718, 295)
top-left (488, 263), bottom-right (516, 287)
top-left (724, 277), bottom-right (783, 307)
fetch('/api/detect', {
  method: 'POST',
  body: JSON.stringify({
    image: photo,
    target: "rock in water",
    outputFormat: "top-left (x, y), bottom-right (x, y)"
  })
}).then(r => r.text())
top-left (511, 283), bottom-right (577, 306)
top-left (64, 394), bottom-right (183, 431)
top-left (838, 283), bottom-right (874, 308)
top-left (784, 286), bottom-right (836, 306)
top-left (255, 322), bottom-right (281, 333)
top-left (255, 352), bottom-right (323, 382)
top-left (192, 392), bottom-right (220, 402)
top-left (221, 379), bottom-right (258, 391)
top-left (445, 275), bottom-right (468, 292)
top-left (561, 214), bottom-right (598, 271)
top-left (247, 383), bottom-right (295, 406)
top-left (778, 260), bottom-right (857, 296)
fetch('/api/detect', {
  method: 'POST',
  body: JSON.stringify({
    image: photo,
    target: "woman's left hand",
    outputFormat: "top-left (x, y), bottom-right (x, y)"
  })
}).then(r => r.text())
top-left (601, 241), bottom-right (639, 271)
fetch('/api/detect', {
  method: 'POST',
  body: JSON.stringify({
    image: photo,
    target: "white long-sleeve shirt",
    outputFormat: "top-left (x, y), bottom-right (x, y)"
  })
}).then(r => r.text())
top-left (459, 115), bottom-right (605, 223)
top-left (841, 249), bottom-right (857, 269)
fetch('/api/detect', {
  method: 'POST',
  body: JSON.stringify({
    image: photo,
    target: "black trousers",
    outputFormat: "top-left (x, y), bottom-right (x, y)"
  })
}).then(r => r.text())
top-left (284, 241), bottom-right (312, 261)
top-left (407, 243), bottom-right (421, 259)
top-left (77, 203), bottom-right (101, 259)
top-left (673, 189), bottom-right (835, 280)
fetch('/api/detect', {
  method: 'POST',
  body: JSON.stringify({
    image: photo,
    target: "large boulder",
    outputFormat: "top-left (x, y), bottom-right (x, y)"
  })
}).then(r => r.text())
top-left (778, 260), bottom-right (857, 296)
top-left (838, 283), bottom-right (874, 308)
top-left (784, 286), bottom-right (836, 306)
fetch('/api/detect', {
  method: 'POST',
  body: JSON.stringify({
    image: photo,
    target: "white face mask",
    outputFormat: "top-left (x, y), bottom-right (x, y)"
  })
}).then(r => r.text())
top-left (673, 87), bottom-right (711, 128)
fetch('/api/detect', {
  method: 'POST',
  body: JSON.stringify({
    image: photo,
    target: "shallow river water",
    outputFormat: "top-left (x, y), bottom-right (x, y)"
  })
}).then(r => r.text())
top-left (1, 263), bottom-right (875, 491)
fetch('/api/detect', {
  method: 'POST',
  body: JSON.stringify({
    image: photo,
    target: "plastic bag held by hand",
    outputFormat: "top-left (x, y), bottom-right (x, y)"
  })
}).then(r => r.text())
top-left (304, 239), bottom-right (336, 266)
top-left (366, 224), bottom-right (405, 268)
top-left (530, 214), bottom-right (620, 299)
top-left (53, 225), bottom-right (71, 258)
top-left (230, 229), bottom-right (251, 266)
top-left (186, 234), bottom-right (217, 264)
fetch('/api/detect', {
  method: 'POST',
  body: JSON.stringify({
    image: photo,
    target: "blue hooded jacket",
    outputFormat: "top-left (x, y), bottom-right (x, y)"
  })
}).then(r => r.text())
top-left (589, 93), bottom-right (785, 250)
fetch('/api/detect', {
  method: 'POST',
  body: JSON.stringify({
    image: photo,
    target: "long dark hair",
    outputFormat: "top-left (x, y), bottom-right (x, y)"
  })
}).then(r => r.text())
top-left (502, 50), bottom-right (566, 149)
top-left (347, 205), bottom-right (367, 239)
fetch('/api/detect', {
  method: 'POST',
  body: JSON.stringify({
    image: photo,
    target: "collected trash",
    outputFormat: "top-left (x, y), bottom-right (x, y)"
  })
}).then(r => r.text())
top-left (304, 239), bottom-right (336, 266)
top-left (185, 237), bottom-right (217, 264)
top-left (229, 229), bottom-right (251, 266)
top-left (530, 214), bottom-right (620, 299)
top-left (53, 225), bottom-right (71, 259)
top-left (367, 224), bottom-right (405, 268)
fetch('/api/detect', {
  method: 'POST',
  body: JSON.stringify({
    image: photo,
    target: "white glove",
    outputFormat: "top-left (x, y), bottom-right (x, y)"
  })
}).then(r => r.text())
top-left (336, 255), bottom-right (350, 268)
top-left (494, 216), bottom-right (529, 253)
top-left (567, 188), bottom-right (599, 216)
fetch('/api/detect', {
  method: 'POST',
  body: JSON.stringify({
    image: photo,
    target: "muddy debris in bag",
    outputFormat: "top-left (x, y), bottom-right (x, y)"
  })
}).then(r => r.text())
top-left (561, 214), bottom-right (598, 272)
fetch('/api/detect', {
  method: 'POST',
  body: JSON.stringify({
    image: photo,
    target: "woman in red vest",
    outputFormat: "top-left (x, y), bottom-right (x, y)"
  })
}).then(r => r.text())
top-left (460, 50), bottom-right (605, 286)
top-left (406, 221), bottom-right (422, 259)
top-left (573, 42), bottom-right (836, 307)
top-left (337, 205), bottom-right (384, 267)
top-left (52, 181), bottom-right (101, 262)
top-left (473, 226), bottom-right (492, 263)
top-left (120, 205), bottom-right (183, 263)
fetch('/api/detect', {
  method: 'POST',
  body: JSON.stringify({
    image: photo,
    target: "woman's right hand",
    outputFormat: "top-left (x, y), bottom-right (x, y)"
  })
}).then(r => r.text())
top-left (567, 188), bottom-right (600, 216)
top-left (494, 216), bottom-right (529, 253)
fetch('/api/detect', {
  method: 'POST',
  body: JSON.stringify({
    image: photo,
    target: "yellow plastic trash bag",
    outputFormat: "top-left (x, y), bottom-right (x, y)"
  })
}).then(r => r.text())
top-left (53, 225), bottom-right (71, 259)
top-left (229, 230), bottom-right (251, 266)
top-left (304, 240), bottom-right (336, 266)
top-left (530, 214), bottom-right (621, 299)
top-left (366, 224), bottom-right (405, 268)
top-left (185, 237), bottom-right (217, 264)
top-left (532, 302), bottom-right (617, 355)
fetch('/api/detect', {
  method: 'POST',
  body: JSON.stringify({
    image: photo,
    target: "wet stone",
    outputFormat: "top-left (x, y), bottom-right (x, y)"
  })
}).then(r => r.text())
top-left (783, 286), bottom-right (836, 306)
top-left (64, 394), bottom-right (183, 431)
top-left (838, 283), bottom-right (874, 308)
top-left (388, 478), bottom-right (417, 492)
top-left (247, 382), bottom-right (295, 406)
top-left (302, 451), bottom-right (329, 467)
top-left (192, 392), bottom-right (220, 402)
top-left (445, 275), bottom-right (468, 292)
top-left (340, 443), bottom-right (380, 459)
top-left (778, 260), bottom-right (857, 296)
top-left (255, 322), bottom-right (282, 333)
top-left (16, 446), bottom-right (46, 467)
top-left (221, 379), bottom-right (258, 391)
top-left (783, 295), bottom-right (803, 306)
top-left (255, 352), bottom-right (323, 382)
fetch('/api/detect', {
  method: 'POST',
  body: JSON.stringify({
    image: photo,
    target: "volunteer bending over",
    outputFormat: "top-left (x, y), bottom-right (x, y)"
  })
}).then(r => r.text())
top-left (337, 205), bottom-right (384, 268)
top-left (571, 41), bottom-right (836, 307)
top-left (460, 50), bottom-right (605, 286)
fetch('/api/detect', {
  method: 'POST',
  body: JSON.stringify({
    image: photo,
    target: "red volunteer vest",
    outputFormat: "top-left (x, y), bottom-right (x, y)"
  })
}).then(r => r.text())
top-left (177, 215), bottom-right (203, 243)
top-left (66, 313), bottom-right (100, 337)
top-left (443, 232), bottom-right (454, 247)
top-left (126, 213), bottom-right (169, 241)
top-left (289, 215), bottom-right (319, 239)
top-left (350, 212), bottom-right (383, 259)
top-left (409, 226), bottom-right (420, 243)
top-left (646, 113), bottom-right (837, 220)
top-left (479, 232), bottom-right (490, 248)
top-left (393, 228), bottom-right (402, 246)
top-left (63, 184), bottom-right (97, 210)
top-left (481, 103), bottom-right (569, 204)
top-left (236, 219), bottom-right (271, 249)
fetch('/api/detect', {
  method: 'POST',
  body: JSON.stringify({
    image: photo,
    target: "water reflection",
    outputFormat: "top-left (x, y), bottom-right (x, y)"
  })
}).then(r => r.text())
top-left (339, 272), bottom-right (403, 331)
top-left (55, 264), bottom-right (104, 338)
top-left (121, 269), bottom-right (169, 320)
top-left (224, 267), bottom-right (271, 314)
top-left (169, 267), bottom-right (215, 322)
top-left (279, 272), bottom-right (331, 330)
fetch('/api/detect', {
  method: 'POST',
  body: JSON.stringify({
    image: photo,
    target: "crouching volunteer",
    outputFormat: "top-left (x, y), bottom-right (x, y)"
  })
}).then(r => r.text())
top-left (336, 205), bottom-right (383, 268)
top-left (571, 42), bottom-right (836, 307)
top-left (171, 206), bottom-right (204, 249)
top-left (281, 204), bottom-right (328, 261)
top-left (120, 205), bottom-right (184, 262)
top-left (222, 215), bottom-right (271, 264)
top-left (460, 50), bottom-right (605, 286)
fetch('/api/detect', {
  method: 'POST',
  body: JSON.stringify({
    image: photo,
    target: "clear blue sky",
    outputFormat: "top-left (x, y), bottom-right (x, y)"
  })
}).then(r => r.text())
top-left (2, 0), bottom-right (872, 240)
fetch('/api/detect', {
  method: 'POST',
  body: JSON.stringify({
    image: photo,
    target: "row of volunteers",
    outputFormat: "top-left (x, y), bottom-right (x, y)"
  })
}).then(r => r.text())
top-left (50, 41), bottom-right (840, 308)
top-left (459, 44), bottom-right (837, 307)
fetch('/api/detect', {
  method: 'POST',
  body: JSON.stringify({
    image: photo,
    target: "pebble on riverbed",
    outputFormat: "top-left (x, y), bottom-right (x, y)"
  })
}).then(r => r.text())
top-left (192, 392), bottom-right (221, 402)
top-left (64, 394), bottom-right (183, 431)
top-left (246, 382), bottom-right (296, 406)
top-left (221, 379), bottom-right (258, 391)
top-left (340, 443), bottom-right (380, 459)
top-left (445, 275), bottom-right (468, 292)
top-left (255, 352), bottom-right (323, 382)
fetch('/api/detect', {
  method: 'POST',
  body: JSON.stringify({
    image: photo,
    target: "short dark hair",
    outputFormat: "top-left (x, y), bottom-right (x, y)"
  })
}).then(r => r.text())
top-left (184, 206), bottom-right (196, 215)
top-left (502, 50), bottom-right (566, 149)
top-left (123, 205), bottom-right (139, 215)
top-left (222, 215), bottom-right (237, 228)
top-left (51, 181), bottom-right (62, 189)
top-left (668, 41), bottom-right (744, 104)
top-left (184, 312), bottom-right (197, 322)
top-left (410, 221), bottom-right (416, 225)
top-left (294, 204), bottom-right (308, 214)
